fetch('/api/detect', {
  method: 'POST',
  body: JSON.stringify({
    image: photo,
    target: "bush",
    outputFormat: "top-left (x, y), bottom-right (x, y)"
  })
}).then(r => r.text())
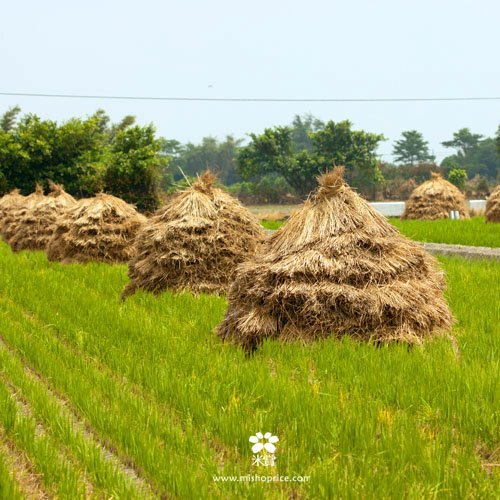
top-left (447, 168), bottom-right (467, 191)
top-left (226, 175), bottom-right (299, 204)
top-left (103, 125), bottom-right (163, 213)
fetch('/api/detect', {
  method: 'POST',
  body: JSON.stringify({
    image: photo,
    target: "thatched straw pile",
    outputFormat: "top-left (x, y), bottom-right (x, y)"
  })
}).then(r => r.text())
top-left (217, 167), bottom-right (453, 351)
top-left (402, 173), bottom-right (469, 220)
top-left (46, 193), bottom-right (146, 264)
top-left (485, 185), bottom-right (500, 223)
top-left (9, 182), bottom-right (76, 252)
top-left (0, 189), bottom-right (25, 239)
top-left (122, 171), bottom-right (265, 297)
top-left (1, 185), bottom-right (45, 243)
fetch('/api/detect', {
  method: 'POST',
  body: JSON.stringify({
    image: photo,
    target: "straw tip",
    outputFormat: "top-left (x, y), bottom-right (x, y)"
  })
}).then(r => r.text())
top-left (430, 172), bottom-right (442, 180)
top-left (317, 166), bottom-right (346, 193)
top-left (194, 170), bottom-right (217, 191)
top-left (48, 180), bottom-right (64, 194)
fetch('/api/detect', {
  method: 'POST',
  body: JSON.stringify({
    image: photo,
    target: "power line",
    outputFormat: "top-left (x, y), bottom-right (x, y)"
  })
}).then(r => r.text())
top-left (0, 92), bottom-right (499, 103)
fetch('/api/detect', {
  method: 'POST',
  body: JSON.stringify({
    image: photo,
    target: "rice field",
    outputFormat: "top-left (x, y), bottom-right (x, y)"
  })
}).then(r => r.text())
top-left (0, 242), bottom-right (498, 498)
top-left (261, 217), bottom-right (500, 248)
top-left (390, 217), bottom-right (500, 248)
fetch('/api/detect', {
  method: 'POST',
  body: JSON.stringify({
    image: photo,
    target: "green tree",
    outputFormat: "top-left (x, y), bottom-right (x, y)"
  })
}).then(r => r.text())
top-left (447, 168), bottom-right (467, 191)
top-left (109, 115), bottom-right (136, 141)
top-left (238, 120), bottom-right (384, 197)
top-left (0, 110), bottom-right (110, 195)
top-left (4, 114), bottom-right (58, 192)
top-left (441, 135), bottom-right (498, 181)
top-left (166, 135), bottom-right (243, 185)
top-left (0, 105), bottom-right (21, 132)
top-left (103, 124), bottom-right (164, 212)
top-left (442, 128), bottom-right (483, 157)
top-left (0, 108), bottom-right (170, 204)
top-left (291, 113), bottom-right (324, 152)
top-left (50, 111), bottom-right (111, 195)
top-left (392, 130), bottom-right (435, 165)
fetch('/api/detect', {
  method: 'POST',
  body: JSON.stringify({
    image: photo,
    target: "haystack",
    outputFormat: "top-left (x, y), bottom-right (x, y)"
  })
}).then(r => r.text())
top-left (485, 185), bottom-right (500, 223)
top-left (1, 185), bottom-right (45, 243)
top-left (46, 193), bottom-right (146, 264)
top-left (217, 167), bottom-right (453, 351)
top-left (0, 189), bottom-right (25, 238)
top-left (122, 171), bottom-right (265, 297)
top-left (9, 182), bottom-right (76, 252)
top-left (402, 173), bottom-right (469, 220)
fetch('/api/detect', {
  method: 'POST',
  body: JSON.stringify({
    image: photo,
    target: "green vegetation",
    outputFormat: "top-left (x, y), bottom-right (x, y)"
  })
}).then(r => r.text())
top-left (1, 108), bottom-right (498, 207)
top-left (447, 168), bottom-right (468, 190)
top-left (260, 219), bottom-right (284, 230)
top-left (0, 108), bottom-right (164, 211)
top-left (0, 449), bottom-right (22, 500)
top-left (391, 217), bottom-right (500, 248)
top-left (261, 217), bottom-right (500, 248)
top-left (238, 120), bottom-right (385, 197)
top-left (392, 130), bottom-right (435, 165)
top-left (441, 128), bottom-right (498, 180)
top-left (0, 243), bottom-right (498, 498)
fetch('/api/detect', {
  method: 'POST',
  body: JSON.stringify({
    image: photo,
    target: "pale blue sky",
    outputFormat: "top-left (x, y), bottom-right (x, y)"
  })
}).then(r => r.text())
top-left (1, 0), bottom-right (499, 162)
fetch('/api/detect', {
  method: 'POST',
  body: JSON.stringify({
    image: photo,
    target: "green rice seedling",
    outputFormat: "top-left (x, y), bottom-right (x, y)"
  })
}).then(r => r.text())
top-left (0, 449), bottom-right (23, 500)
top-left (390, 217), bottom-right (500, 247)
top-left (0, 380), bottom-right (85, 498)
top-left (0, 344), bottom-right (153, 498)
top-left (263, 216), bottom-right (500, 247)
top-left (0, 243), bottom-right (498, 498)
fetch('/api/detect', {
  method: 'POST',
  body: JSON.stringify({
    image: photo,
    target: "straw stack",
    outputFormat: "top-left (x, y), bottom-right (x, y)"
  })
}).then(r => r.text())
top-left (402, 173), bottom-right (469, 220)
top-left (485, 185), bottom-right (500, 223)
top-left (46, 193), bottom-right (146, 263)
top-left (2, 185), bottom-right (45, 243)
top-left (9, 182), bottom-right (76, 252)
top-left (217, 167), bottom-right (453, 351)
top-left (122, 171), bottom-right (265, 297)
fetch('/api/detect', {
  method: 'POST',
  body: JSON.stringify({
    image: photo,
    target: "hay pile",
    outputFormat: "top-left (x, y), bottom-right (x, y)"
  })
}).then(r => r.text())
top-left (217, 167), bottom-right (453, 351)
top-left (485, 185), bottom-right (500, 223)
top-left (122, 171), bottom-right (265, 297)
top-left (46, 193), bottom-right (146, 263)
top-left (9, 182), bottom-right (76, 252)
top-left (402, 173), bottom-right (469, 220)
top-left (1, 185), bottom-right (45, 243)
top-left (0, 189), bottom-right (25, 238)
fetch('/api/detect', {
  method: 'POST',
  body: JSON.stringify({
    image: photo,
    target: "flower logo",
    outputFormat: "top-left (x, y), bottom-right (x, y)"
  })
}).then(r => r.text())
top-left (249, 432), bottom-right (279, 454)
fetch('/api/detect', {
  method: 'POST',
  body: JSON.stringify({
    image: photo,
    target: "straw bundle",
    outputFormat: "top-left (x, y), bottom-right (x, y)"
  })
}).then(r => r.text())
top-left (485, 185), bottom-right (500, 223)
top-left (9, 182), bottom-right (76, 252)
top-left (46, 193), bottom-right (146, 263)
top-left (0, 189), bottom-right (25, 239)
top-left (217, 167), bottom-right (453, 351)
top-left (1, 185), bottom-right (45, 243)
top-left (122, 171), bottom-right (265, 297)
top-left (402, 173), bottom-right (469, 220)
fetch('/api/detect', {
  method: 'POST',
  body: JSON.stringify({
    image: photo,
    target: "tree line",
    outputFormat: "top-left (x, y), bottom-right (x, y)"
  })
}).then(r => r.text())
top-left (0, 107), bottom-right (498, 210)
top-left (0, 107), bottom-right (165, 211)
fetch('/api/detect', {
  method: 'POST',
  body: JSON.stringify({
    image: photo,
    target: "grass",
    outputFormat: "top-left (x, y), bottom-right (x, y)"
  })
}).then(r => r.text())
top-left (0, 243), bottom-right (498, 498)
top-left (390, 217), bottom-right (500, 248)
top-left (261, 217), bottom-right (500, 248)
top-left (0, 447), bottom-right (22, 500)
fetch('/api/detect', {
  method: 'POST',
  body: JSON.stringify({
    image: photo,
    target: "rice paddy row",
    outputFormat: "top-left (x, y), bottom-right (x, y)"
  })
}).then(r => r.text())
top-left (0, 243), bottom-right (498, 498)
top-left (261, 216), bottom-right (500, 248)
